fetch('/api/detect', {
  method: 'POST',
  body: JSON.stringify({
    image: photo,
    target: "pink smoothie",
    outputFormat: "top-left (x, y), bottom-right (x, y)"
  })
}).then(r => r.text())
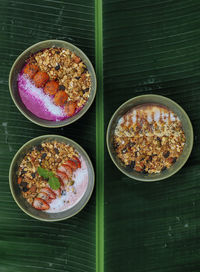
top-left (17, 73), bottom-right (82, 121)
top-left (46, 157), bottom-right (88, 213)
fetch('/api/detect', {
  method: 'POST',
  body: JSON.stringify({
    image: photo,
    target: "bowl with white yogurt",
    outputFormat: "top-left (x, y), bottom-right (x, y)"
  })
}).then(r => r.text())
top-left (9, 40), bottom-right (96, 128)
top-left (107, 94), bottom-right (193, 182)
top-left (9, 135), bottom-right (95, 221)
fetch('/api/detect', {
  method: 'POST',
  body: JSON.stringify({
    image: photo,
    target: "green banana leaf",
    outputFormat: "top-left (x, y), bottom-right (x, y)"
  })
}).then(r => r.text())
top-left (1, 0), bottom-right (200, 271)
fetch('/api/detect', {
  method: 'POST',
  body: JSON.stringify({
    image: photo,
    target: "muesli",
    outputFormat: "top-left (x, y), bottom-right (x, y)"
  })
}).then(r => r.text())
top-left (17, 141), bottom-right (88, 212)
top-left (114, 104), bottom-right (186, 174)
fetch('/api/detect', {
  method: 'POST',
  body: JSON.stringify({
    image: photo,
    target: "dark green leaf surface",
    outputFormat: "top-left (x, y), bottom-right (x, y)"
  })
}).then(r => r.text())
top-left (1, 0), bottom-right (200, 271)
top-left (104, 1), bottom-right (200, 272)
top-left (0, 0), bottom-right (96, 271)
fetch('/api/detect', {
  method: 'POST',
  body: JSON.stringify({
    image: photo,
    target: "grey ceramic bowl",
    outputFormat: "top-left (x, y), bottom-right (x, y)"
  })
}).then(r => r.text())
top-left (107, 94), bottom-right (193, 182)
top-left (9, 40), bottom-right (96, 128)
top-left (9, 135), bottom-right (95, 221)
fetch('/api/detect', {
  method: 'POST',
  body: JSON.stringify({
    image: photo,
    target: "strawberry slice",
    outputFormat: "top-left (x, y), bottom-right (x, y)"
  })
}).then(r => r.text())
top-left (62, 160), bottom-right (77, 171)
top-left (72, 156), bottom-right (81, 168)
top-left (40, 187), bottom-right (56, 199)
top-left (53, 188), bottom-right (61, 197)
top-left (46, 183), bottom-right (61, 197)
top-left (37, 192), bottom-right (52, 203)
top-left (33, 198), bottom-right (50, 210)
top-left (62, 165), bottom-right (73, 178)
top-left (56, 169), bottom-right (69, 180)
top-left (57, 176), bottom-right (65, 187)
top-left (56, 169), bottom-right (69, 187)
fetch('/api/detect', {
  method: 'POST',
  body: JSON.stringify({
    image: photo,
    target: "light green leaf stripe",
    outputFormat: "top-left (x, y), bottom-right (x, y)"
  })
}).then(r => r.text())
top-left (95, 0), bottom-right (104, 271)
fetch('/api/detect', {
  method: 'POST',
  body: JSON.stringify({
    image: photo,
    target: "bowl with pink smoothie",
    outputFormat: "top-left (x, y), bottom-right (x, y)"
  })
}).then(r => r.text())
top-left (9, 135), bottom-right (95, 221)
top-left (9, 40), bottom-right (96, 128)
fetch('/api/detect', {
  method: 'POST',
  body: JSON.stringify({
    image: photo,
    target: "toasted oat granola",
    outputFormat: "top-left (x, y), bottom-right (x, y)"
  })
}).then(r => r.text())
top-left (28, 47), bottom-right (91, 108)
top-left (113, 104), bottom-right (186, 174)
top-left (17, 141), bottom-right (78, 205)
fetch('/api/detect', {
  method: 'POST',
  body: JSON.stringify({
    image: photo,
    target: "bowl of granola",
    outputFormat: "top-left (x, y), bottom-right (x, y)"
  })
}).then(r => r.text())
top-left (107, 94), bottom-right (193, 182)
top-left (9, 40), bottom-right (96, 127)
top-left (9, 135), bottom-right (95, 221)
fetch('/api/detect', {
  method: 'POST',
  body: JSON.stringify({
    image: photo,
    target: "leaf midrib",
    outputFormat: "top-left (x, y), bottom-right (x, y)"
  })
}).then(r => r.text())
top-left (95, 0), bottom-right (104, 271)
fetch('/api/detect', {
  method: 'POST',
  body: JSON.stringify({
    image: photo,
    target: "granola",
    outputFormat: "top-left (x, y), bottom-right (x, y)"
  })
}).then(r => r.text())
top-left (29, 47), bottom-right (91, 108)
top-left (113, 104), bottom-right (186, 174)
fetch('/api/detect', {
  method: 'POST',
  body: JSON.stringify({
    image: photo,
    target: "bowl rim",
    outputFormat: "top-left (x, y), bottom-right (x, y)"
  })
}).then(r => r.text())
top-left (106, 94), bottom-right (194, 182)
top-left (9, 39), bottom-right (97, 128)
top-left (9, 134), bottom-right (95, 221)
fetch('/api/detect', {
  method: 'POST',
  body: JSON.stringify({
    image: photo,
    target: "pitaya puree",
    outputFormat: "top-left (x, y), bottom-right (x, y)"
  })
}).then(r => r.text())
top-left (17, 73), bottom-right (82, 121)
top-left (47, 157), bottom-right (88, 213)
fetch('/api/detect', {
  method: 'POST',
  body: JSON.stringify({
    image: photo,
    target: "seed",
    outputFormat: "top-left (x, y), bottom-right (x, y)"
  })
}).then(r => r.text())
top-left (172, 157), bottom-right (177, 163)
top-left (82, 88), bottom-right (89, 94)
top-left (69, 180), bottom-right (74, 186)
top-left (59, 85), bottom-right (65, 90)
top-left (127, 161), bottom-right (135, 169)
top-left (161, 166), bottom-right (167, 171)
top-left (21, 169), bottom-right (27, 175)
top-left (163, 151), bottom-right (170, 158)
top-left (31, 172), bottom-right (36, 178)
top-left (36, 145), bottom-right (43, 151)
top-left (55, 64), bottom-right (60, 70)
top-left (75, 76), bottom-right (81, 80)
top-left (41, 153), bottom-right (47, 160)
top-left (121, 148), bottom-right (127, 154)
top-left (21, 182), bottom-right (29, 192)
top-left (127, 142), bottom-right (135, 148)
top-left (54, 148), bottom-right (59, 154)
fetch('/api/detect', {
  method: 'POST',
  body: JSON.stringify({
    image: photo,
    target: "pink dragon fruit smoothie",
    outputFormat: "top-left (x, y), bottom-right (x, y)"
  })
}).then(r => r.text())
top-left (18, 74), bottom-right (66, 121)
top-left (17, 47), bottom-right (91, 121)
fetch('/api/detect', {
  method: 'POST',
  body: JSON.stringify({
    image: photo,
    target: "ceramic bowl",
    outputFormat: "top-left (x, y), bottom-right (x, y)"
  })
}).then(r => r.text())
top-left (106, 94), bottom-right (193, 182)
top-left (9, 135), bottom-right (95, 221)
top-left (9, 40), bottom-right (96, 128)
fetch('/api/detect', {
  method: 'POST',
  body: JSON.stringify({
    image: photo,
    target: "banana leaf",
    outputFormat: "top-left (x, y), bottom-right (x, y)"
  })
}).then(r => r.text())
top-left (104, 1), bottom-right (200, 272)
top-left (1, 0), bottom-right (200, 271)
top-left (0, 0), bottom-right (96, 271)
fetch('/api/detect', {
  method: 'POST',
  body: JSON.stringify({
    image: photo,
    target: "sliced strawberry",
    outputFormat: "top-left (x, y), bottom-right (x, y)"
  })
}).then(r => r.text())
top-left (62, 165), bottom-right (73, 178)
top-left (40, 187), bottom-right (56, 199)
top-left (37, 192), bottom-right (52, 203)
top-left (52, 188), bottom-right (61, 197)
top-left (33, 198), bottom-right (50, 210)
top-left (46, 182), bottom-right (61, 197)
top-left (62, 160), bottom-right (77, 171)
top-left (57, 176), bottom-right (65, 187)
top-left (56, 169), bottom-right (69, 187)
top-left (56, 169), bottom-right (69, 180)
top-left (72, 156), bottom-right (81, 168)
